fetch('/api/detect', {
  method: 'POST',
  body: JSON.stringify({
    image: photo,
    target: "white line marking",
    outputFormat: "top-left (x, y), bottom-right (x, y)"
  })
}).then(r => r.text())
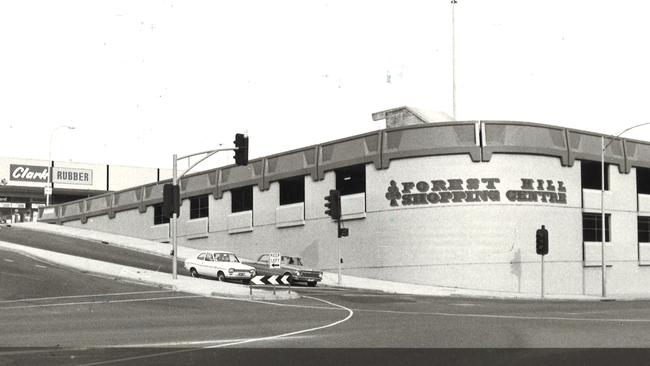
top-left (350, 307), bottom-right (650, 323)
top-left (1, 295), bottom-right (202, 310)
top-left (77, 296), bottom-right (354, 366)
top-left (0, 290), bottom-right (173, 304)
top-left (34, 264), bottom-right (47, 269)
top-left (450, 303), bottom-right (481, 307)
top-left (0, 271), bottom-right (44, 281)
top-left (3, 259), bottom-right (14, 263)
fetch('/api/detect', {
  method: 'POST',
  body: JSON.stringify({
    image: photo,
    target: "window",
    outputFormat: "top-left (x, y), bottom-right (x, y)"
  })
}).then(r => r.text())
top-left (335, 164), bottom-right (366, 195)
top-left (231, 186), bottom-right (253, 213)
top-left (189, 195), bottom-right (209, 219)
top-left (581, 160), bottom-right (609, 190)
top-left (197, 253), bottom-right (206, 260)
top-left (583, 213), bottom-right (610, 242)
top-left (153, 204), bottom-right (170, 225)
top-left (637, 167), bottom-right (650, 195)
top-left (204, 253), bottom-right (214, 261)
top-left (639, 216), bottom-right (650, 243)
top-left (279, 176), bottom-right (304, 205)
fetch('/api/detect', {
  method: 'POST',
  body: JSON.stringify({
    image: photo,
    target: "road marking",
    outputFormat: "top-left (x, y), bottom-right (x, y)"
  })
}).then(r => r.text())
top-left (0, 271), bottom-right (44, 281)
top-left (451, 303), bottom-right (481, 307)
top-left (3, 258), bottom-right (14, 263)
top-left (34, 264), bottom-right (47, 269)
top-left (0, 290), bottom-right (173, 304)
top-left (77, 296), bottom-right (354, 366)
top-left (349, 307), bottom-right (650, 323)
top-left (0, 294), bottom-right (202, 310)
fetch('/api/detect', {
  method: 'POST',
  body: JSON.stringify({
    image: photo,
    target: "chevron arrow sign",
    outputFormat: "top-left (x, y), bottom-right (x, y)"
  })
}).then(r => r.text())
top-left (251, 275), bottom-right (291, 285)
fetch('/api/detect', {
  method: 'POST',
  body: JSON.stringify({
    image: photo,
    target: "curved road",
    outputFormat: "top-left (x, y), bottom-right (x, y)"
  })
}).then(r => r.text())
top-left (4, 226), bottom-right (650, 364)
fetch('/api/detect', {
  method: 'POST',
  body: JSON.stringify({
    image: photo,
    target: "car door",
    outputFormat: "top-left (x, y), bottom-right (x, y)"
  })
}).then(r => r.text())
top-left (202, 252), bottom-right (217, 277)
top-left (254, 254), bottom-right (272, 276)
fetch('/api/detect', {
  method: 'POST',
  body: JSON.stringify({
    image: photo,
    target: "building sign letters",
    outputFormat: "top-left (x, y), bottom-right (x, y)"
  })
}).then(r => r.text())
top-left (386, 178), bottom-right (567, 207)
top-left (52, 167), bottom-right (93, 185)
top-left (9, 164), bottom-right (49, 182)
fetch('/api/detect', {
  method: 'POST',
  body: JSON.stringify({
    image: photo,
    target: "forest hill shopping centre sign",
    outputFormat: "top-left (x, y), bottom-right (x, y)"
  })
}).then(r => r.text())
top-left (385, 178), bottom-right (567, 207)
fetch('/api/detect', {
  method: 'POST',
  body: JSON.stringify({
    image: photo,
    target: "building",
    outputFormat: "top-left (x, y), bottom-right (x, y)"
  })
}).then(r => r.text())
top-left (0, 157), bottom-right (171, 223)
top-left (38, 107), bottom-right (650, 296)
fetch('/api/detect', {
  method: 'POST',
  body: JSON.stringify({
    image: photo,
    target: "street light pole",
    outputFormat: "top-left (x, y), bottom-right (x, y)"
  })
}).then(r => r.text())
top-left (47, 125), bottom-right (75, 206)
top-left (600, 122), bottom-right (650, 298)
top-left (451, 0), bottom-right (458, 120)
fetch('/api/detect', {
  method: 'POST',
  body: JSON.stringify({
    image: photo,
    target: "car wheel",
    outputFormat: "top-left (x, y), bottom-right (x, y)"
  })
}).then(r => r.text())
top-left (190, 268), bottom-right (199, 278)
top-left (308, 281), bottom-right (317, 287)
top-left (243, 279), bottom-right (250, 285)
top-left (217, 271), bottom-right (226, 282)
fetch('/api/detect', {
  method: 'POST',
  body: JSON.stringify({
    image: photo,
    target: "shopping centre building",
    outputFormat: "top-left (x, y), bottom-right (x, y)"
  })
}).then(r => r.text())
top-left (38, 107), bottom-right (650, 296)
top-left (0, 157), bottom-right (171, 223)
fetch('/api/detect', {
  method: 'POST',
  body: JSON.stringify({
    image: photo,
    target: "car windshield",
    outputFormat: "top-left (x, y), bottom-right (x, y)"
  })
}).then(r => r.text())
top-left (282, 256), bottom-right (303, 266)
top-left (215, 253), bottom-right (239, 262)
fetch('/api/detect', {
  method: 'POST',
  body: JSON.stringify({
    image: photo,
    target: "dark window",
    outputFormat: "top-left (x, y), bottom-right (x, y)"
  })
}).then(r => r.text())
top-left (153, 204), bottom-right (170, 225)
top-left (189, 195), bottom-right (209, 219)
top-left (231, 186), bottom-right (253, 213)
top-left (637, 167), bottom-right (650, 195)
top-left (335, 164), bottom-right (366, 195)
top-left (583, 213), bottom-right (610, 242)
top-left (581, 160), bottom-right (609, 190)
top-left (279, 176), bottom-right (305, 205)
top-left (639, 216), bottom-right (650, 243)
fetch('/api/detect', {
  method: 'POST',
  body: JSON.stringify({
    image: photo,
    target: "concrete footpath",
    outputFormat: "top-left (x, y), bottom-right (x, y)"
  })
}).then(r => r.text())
top-left (10, 222), bottom-right (649, 301)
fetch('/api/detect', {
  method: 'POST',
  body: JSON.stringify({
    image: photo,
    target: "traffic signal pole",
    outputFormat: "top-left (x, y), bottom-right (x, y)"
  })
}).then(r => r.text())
top-left (337, 219), bottom-right (342, 285)
top-left (542, 255), bottom-right (544, 299)
top-left (172, 154), bottom-right (178, 279)
top-left (169, 134), bottom-right (248, 280)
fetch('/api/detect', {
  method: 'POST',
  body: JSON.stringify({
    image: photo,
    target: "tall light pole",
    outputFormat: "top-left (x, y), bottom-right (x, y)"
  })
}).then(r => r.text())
top-left (451, 0), bottom-right (458, 120)
top-left (46, 125), bottom-right (75, 206)
top-left (601, 122), bottom-right (650, 298)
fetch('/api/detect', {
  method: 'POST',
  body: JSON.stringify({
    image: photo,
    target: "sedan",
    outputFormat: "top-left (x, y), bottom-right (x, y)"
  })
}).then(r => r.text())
top-left (184, 251), bottom-right (256, 283)
top-left (247, 254), bottom-right (323, 287)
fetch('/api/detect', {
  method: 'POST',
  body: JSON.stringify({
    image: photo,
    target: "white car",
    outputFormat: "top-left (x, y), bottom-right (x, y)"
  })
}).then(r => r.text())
top-left (184, 251), bottom-right (256, 283)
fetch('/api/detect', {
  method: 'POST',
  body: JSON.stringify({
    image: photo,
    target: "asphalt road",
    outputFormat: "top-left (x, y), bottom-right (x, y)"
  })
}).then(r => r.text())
top-left (4, 227), bottom-right (650, 365)
top-left (0, 226), bottom-right (190, 276)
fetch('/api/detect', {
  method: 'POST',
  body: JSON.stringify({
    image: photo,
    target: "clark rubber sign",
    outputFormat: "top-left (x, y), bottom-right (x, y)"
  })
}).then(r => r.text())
top-left (385, 178), bottom-right (567, 207)
top-left (9, 164), bottom-right (49, 182)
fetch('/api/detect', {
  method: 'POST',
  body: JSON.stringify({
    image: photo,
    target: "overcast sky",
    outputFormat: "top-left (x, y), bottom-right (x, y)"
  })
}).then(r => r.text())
top-left (1, 0), bottom-right (649, 170)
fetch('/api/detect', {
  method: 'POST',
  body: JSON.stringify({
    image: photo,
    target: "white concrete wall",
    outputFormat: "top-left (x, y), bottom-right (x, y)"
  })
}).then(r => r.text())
top-left (61, 153), bottom-right (650, 296)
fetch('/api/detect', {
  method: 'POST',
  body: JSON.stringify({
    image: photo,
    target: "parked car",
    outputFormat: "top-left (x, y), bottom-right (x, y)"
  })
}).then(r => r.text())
top-left (247, 254), bottom-right (323, 287)
top-left (184, 251), bottom-right (256, 283)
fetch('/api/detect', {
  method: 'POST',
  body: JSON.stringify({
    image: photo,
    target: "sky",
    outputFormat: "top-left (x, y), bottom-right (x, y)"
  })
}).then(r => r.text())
top-left (1, 0), bottom-right (650, 170)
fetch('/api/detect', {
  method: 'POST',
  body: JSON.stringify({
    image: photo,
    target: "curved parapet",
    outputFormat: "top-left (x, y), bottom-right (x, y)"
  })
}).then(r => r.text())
top-left (215, 158), bottom-right (264, 199)
top-left (567, 129), bottom-right (625, 174)
top-left (624, 138), bottom-right (650, 173)
top-left (317, 131), bottom-right (382, 179)
top-left (382, 122), bottom-right (480, 169)
top-left (482, 121), bottom-right (569, 166)
top-left (262, 145), bottom-right (318, 190)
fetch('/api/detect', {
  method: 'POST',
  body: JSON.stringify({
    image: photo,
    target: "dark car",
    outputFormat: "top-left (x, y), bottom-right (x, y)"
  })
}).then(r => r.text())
top-left (248, 254), bottom-right (323, 287)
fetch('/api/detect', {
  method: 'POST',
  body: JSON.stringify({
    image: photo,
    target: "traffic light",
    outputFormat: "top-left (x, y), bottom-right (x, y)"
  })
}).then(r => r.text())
top-left (163, 183), bottom-right (181, 218)
top-left (536, 225), bottom-right (549, 255)
top-left (234, 133), bottom-right (249, 166)
top-left (324, 189), bottom-right (341, 220)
